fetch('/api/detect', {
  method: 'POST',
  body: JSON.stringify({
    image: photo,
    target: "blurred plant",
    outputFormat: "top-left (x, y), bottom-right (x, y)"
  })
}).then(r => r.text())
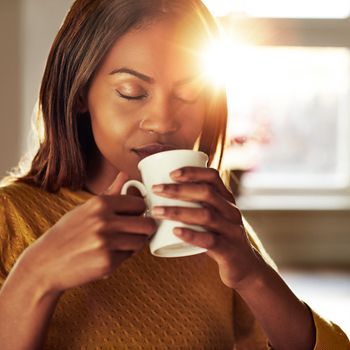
top-left (224, 117), bottom-right (272, 170)
top-left (223, 117), bottom-right (272, 196)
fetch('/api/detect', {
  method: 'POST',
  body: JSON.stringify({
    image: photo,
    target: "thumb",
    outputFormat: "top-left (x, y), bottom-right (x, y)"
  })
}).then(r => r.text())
top-left (103, 172), bottom-right (129, 195)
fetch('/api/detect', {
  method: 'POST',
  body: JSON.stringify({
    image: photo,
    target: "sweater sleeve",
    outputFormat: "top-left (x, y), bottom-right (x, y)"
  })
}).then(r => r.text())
top-left (0, 194), bottom-right (11, 288)
top-left (266, 304), bottom-right (350, 349)
top-left (309, 305), bottom-right (350, 350)
top-left (0, 189), bottom-right (34, 289)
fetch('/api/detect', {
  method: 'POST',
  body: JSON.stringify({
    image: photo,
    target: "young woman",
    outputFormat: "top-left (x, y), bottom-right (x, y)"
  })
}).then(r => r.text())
top-left (0, 0), bottom-right (348, 349)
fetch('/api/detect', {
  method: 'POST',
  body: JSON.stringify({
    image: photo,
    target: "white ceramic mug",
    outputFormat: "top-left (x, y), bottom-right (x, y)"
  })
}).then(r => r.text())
top-left (121, 149), bottom-right (209, 258)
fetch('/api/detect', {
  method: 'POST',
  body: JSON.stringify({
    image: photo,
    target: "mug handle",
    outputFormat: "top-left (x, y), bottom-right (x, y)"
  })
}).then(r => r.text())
top-left (121, 180), bottom-right (147, 197)
top-left (121, 180), bottom-right (150, 217)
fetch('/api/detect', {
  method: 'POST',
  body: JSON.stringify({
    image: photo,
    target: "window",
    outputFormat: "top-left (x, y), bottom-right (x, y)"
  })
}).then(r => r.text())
top-left (224, 47), bottom-right (350, 189)
top-left (203, 0), bottom-right (350, 18)
top-left (202, 1), bottom-right (350, 209)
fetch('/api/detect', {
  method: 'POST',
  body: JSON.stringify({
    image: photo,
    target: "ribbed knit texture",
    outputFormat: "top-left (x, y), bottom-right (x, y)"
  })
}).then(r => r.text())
top-left (0, 181), bottom-right (349, 349)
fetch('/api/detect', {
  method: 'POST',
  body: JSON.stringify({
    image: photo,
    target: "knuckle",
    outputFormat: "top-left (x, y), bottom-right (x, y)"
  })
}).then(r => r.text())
top-left (202, 185), bottom-right (213, 199)
top-left (144, 218), bottom-right (157, 234)
top-left (206, 234), bottom-right (218, 249)
top-left (91, 229), bottom-right (109, 250)
top-left (94, 219), bottom-right (109, 235)
top-left (137, 235), bottom-right (149, 248)
top-left (96, 234), bottom-right (110, 249)
top-left (99, 252), bottom-right (113, 270)
top-left (170, 184), bottom-right (180, 193)
top-left (118, 234), bottom-right (148, 251)
top-left (93, 196), bottom-right (109, 212)
top-left (132, 196), bottom-right (147, 211)
top-left (97, 240), bottom-right (108, 251)
top-left (202, 208), bottom-right (215, 224)
top-left (231, 205), bottom-right (243, 220)
top-left (139, 201), bottom-right (147, 213)
top-left (210, 168), bottom-right (220, 181)
top-left (172, 207), bottom-right (181, 216)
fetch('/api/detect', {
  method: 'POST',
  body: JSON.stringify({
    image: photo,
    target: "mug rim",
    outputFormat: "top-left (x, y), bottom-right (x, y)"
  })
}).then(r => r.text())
top-left (137, 149), bottom-right (208, 170)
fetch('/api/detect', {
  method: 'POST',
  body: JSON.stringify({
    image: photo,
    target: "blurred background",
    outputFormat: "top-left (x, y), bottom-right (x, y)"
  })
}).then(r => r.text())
top-left (1, 0), bottom-right (349, 337)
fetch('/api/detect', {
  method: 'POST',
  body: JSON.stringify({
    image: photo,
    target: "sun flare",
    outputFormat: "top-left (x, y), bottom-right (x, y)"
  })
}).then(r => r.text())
top-left (200, 34), bottom-right (245, 89)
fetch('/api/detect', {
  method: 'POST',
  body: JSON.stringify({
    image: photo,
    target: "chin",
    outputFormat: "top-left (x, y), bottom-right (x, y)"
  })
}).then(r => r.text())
top-left (126, 168), bottom-right (142, 182)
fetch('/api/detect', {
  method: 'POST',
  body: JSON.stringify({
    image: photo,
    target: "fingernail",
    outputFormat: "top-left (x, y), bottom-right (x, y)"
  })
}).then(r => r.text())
top-left (170, 169), bottom-right (183, 178)
top-left (152, 185), bottom-right (164, 192)
top-left (151, 207), bottom-right (165, 216)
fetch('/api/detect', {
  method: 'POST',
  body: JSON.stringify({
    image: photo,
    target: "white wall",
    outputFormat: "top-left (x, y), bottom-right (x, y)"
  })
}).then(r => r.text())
top-left (0, 0), bottom-right (21, 179)
top-left (0, 0), bottom-right (72, 179)
top-left (21, 0), bottom-right (73, 152)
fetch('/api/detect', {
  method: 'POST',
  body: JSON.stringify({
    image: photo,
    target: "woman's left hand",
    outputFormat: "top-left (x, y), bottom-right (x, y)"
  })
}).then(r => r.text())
top-left (151, 166), bottom-right (264, 290)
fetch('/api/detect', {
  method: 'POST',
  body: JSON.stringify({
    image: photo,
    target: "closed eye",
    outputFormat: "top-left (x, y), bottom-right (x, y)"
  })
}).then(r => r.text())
top-left (173, 88), bottom-right (203, 104)
top-left (116, 90), bottom-right (148, 101)
top-left (173, 80), bottom-right (205, 104)
top-left (173, 95), bottom-right (198, 104)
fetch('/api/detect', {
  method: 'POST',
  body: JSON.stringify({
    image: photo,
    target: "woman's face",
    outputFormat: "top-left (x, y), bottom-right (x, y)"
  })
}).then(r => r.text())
top-left (86, 19), bottom-right (208, 182)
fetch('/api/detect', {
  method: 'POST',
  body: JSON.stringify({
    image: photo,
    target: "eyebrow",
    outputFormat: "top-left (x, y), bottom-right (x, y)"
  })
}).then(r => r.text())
top-left (174, 74), bottom-right (201, 87)
top-left (109, 67), bottom-right (201, 86)
top-left (109, 68), bottom-right (155, 83)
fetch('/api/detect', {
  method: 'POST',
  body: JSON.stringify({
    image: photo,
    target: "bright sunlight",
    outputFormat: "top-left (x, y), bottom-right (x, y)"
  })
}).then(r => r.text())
top-left (200, 33), bottom-right (247, 89)
top-left (202, 0), bottom-right (350, 18)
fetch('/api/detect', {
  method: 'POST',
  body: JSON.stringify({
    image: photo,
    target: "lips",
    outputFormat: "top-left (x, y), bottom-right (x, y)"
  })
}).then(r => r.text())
top-left (132, 143), bottom-right (177, 160)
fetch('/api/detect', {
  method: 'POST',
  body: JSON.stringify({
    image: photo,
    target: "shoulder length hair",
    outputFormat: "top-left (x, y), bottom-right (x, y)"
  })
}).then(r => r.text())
top-left (15, 0), bottom-right (228, 192)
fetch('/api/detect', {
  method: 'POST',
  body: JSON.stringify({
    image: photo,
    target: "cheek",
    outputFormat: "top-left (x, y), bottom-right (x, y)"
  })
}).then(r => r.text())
top-left (85, 81), bottom-right (143, 179)
top-left (88, 91), bottom-right (136, 159)
top-left (90, 113), bottom-right (126, 159)
top-left (179, 104), bottom-right (206, 143)
top-left (89, 110), bottom-right (142, 177)
top-left (89, 84), bottom-right (124, 139)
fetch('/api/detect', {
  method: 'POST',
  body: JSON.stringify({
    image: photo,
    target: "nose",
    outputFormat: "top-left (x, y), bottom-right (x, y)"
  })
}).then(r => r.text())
top-left (139, 96), bottom-right (180, 135)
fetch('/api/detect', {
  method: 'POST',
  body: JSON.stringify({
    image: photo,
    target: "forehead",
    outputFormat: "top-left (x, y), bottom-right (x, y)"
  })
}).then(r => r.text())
top-left (99, 19), bottom-right (207, 78)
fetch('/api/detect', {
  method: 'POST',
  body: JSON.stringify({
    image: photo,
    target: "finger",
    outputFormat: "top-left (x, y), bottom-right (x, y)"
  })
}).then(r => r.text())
top-left (103, 172), bottom-right (130, 195)
top-left (91, 194), bottom-right (147, 215)
top-left (152, 183), bottom-right (241, 223)
top-left (105, 233), bottom-right (150, 252)
top-left (173, 227), bottom-right (242, 264)
top-left (173, 227), bottom-right (218, 249)
top-left (152, 206), bottom-right (243, 238)
top-left (170, 167), bottom-right (234, 203)
top-left (105, 216), bottom-right (157, 237)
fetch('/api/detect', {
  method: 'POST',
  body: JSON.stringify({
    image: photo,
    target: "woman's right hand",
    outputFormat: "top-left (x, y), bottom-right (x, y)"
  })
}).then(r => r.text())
top-left (18, 172), bottom-right (157, 295)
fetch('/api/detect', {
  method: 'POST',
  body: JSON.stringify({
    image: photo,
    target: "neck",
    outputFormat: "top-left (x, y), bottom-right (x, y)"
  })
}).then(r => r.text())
top-left (84, 149), bottom-right (118, 195)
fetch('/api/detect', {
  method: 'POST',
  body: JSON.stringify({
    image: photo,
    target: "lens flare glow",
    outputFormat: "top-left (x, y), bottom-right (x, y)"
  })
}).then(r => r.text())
top-left (202, 0), bottom-right (350, 19)
top-left (200, 35), bottom-right (245, 89)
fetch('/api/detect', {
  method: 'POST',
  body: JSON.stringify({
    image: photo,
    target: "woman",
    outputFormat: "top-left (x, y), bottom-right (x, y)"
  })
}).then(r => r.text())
top-left (0, 0), bottom-right (349, 349)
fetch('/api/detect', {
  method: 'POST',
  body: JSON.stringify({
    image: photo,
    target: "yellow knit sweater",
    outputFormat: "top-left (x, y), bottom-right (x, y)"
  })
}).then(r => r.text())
top-left (0, 181), bottom-right (349, 349)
